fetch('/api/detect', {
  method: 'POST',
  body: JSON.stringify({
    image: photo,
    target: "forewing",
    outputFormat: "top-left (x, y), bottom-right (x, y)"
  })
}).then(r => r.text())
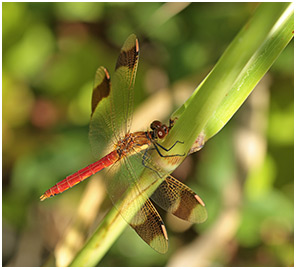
top-left (89, 34), bottom-right (139, 159)
top-left (89, 36), bottom-right (168, 252)
top-left (111, 34), bottom-right (139, 137)
top-left (89, 67), bottom-right (115, 159)
top-left (91, 67), bottom-right (111, 117)
top-left (151, 175), bottom-right (208, 223)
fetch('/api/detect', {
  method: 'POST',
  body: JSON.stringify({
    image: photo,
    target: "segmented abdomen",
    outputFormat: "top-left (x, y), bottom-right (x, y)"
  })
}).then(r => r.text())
top-left (40, 150), bottom-right (119, 201)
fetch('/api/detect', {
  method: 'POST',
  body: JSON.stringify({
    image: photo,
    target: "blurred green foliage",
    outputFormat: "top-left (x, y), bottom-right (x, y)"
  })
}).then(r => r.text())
top-left (2, 2), bottom-right (293, 266)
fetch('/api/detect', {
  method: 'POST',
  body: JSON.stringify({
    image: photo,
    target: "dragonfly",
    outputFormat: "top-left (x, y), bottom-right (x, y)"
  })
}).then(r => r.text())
top-left (40, 34), bottom-right (207, 253)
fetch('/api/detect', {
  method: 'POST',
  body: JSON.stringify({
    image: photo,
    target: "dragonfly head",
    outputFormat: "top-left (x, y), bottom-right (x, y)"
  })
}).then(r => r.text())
top-left (150, 120), bottom-right (169, 140)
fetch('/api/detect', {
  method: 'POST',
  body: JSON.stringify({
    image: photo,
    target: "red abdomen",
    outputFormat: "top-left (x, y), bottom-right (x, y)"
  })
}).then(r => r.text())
top-left (40, 150), bottom-right (119, 201)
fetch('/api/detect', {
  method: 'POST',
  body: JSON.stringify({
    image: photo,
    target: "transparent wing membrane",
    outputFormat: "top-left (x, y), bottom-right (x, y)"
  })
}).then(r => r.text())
top-left (151, 175), bottom-right (207, 223)
top-left (104, 150), bottom-right (169, 253)
top-left (89, 67), bottom-right (115, 159)
top-left (89, 35), bottom-right (139, 159)
top-left (130, 198), bottom-right (168, 254)
top-left (88, 35), bottom-right (207, 252)
top-left (112, 34), bottom-right (139, 137)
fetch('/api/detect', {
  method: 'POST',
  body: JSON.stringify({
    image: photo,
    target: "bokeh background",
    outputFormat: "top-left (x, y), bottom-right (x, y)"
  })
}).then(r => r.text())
top-left (2, 2), bottom-right (293, 266)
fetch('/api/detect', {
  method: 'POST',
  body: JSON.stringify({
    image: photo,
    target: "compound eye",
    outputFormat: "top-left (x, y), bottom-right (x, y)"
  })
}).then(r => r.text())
top-left (150, 120), bottom-right (162, 130)
top-left (157, 127), bottom-right (166, 139)
top-left (162, 125), bottom-right (168, 133)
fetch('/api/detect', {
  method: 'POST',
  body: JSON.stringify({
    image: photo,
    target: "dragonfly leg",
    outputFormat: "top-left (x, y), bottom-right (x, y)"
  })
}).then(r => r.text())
top-left (141, 140), bottom-right (185, 177)
top-left (156, 140), bottom-right (183, 151)
top-left (142, 147), bottom-right (162, 177)
top-left (153, 140), bottom-right (185, 158)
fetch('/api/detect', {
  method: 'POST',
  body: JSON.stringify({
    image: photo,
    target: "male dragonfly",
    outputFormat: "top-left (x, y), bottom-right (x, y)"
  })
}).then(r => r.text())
top-left (40, 34), bottom-right (207, 253)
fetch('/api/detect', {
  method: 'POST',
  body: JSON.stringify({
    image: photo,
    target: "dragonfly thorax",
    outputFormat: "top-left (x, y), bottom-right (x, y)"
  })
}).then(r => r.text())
top-left (115, 132), bottom-right (151, 157)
